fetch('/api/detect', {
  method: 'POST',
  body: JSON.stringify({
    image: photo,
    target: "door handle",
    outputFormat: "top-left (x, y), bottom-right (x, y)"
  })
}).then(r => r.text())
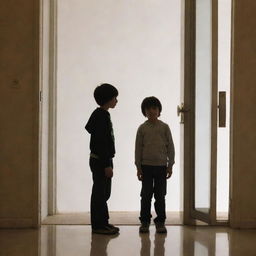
top-left (218, 91), bottom-right (226, 127)
top-left (177, 103), bottom-right (189, 123)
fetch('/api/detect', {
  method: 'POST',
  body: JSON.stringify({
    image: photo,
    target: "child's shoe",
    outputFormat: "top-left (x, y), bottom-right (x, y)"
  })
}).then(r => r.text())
top-left (92, 226), bottom-right (118, 235)
top-left (139, 222), bottom-right (150, 233)
top-left (106, 223), bottom-right (120, 232)
top-left (155, 222), bottom-right (167, 233)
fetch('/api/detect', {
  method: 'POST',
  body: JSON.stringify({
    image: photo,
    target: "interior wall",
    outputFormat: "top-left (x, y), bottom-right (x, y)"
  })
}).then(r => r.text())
top-left (56, 0), bottom-right (182, 212)
top-left (230, 0), bottom-right (256, 228)
top-left (0, 0), bottom-right (40, 227)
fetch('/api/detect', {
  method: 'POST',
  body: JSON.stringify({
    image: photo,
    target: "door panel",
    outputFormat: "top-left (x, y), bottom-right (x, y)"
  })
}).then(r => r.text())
top-left (194, 0), bottom-right (212, 214)
top-left (183, 0), bottom-right (218, 224)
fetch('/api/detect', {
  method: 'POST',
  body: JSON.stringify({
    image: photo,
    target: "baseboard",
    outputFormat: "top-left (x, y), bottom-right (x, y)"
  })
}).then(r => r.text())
top-left (230, 219), bottom-right (256, 229)
top-left (42, 211), bottom-right (183, 225)
top-left (0, 218), bottom-right (35, 228)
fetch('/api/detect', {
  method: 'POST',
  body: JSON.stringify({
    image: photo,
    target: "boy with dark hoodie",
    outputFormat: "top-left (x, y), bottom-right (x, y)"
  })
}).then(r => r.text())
top-left (85, 83), bottom-right (119, 235)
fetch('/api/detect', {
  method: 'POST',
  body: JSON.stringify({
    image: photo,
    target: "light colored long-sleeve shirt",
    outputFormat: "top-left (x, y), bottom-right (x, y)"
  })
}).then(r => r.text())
top-left (135, 120), bottom-right (175, 169)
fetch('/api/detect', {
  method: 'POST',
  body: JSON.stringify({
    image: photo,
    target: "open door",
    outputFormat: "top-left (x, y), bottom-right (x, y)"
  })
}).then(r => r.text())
top-left (181, 0), bottom-right (218, 225)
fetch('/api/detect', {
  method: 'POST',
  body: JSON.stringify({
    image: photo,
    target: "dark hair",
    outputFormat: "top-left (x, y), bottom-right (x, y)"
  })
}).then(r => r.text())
top-left (141, 96), bottom-right (162, 117)
top-left (94, 83), bottom-right (118, 106)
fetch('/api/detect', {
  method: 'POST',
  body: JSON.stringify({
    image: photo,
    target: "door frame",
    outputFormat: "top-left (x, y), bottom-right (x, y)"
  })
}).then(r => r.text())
top-left (48, 0), bottom-right (58, 216)
top-left (39, 0), bottom-right (58, 218)
top-left (42, 0), bottom-right (186, 220)
top-left (183, 0), bottom-right (196, 225)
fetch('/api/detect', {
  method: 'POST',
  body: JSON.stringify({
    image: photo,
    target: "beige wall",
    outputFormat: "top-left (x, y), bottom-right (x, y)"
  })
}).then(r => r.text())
top-left (230, 0), bottom-right (256, 228)
top-left (0, 0), bottom-right (39, 227)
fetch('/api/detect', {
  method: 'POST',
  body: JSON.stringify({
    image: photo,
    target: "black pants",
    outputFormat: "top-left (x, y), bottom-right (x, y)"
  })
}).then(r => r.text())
top-left (90, 158), bottom-right (112, 229)
top-left (140, 165), bottom-right (167, 224)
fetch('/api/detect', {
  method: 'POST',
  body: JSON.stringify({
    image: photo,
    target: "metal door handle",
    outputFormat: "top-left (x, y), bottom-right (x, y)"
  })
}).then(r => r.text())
top-left (177, 103), bottom-right (189, 123)
top-left (177, 103), bottom-right (189, 115)
top-left (218, 91), bottom-right (226, 127)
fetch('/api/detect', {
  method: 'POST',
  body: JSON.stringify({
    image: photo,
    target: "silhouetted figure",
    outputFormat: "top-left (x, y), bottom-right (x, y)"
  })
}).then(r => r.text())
top-left (85, 83), bottom-right (119, 235)
top-left (135, 96), bottom-right (175, 234)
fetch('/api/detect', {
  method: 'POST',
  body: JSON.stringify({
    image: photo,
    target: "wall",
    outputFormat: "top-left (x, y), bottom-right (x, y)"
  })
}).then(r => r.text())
top-left (230, 0), bottom-right (256, 228)
top-left (56, 0), bottom-right (182, 212)
top-left (0, 0), bottom-right (39, 227)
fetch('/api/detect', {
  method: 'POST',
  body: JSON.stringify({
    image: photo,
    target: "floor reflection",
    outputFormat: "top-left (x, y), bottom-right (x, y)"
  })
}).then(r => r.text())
top-left (90, 233), bottom-right (119, 256)
top-left (139, 232), bottom-right (167, 256)
top-left (1, 225), bottom-right (256, 255)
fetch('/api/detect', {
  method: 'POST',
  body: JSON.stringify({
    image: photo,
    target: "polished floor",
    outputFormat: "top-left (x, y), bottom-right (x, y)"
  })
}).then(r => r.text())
top-left (1, 225), bottom-right (256, 256)
top-left (42, 212), bottom-right (183, 225)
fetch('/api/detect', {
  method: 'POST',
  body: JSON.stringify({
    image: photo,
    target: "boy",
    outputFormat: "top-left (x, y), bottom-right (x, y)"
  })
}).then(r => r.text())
top-left (135, 96), bottom-right (175, 233)
top-left (85, 83), bottom-right (119, 235)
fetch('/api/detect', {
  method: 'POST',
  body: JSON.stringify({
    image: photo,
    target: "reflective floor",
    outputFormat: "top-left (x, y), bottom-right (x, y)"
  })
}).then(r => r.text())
top-left (1, 225), bottom-right (256, 255)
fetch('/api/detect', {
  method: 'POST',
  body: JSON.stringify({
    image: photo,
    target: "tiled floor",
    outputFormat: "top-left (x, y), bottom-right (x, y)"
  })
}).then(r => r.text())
top-left (1, 225), bottom-right (256, 255)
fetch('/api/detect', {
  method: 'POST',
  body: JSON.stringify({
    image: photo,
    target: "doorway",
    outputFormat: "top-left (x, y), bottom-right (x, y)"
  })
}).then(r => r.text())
top-left (40, 0), bottom-right (231, 225)
top-left (55, 0), bottom-right (182, 216)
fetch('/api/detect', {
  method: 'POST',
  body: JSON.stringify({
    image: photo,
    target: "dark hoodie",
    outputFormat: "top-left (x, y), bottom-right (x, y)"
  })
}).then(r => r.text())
top-left (85, 108), bottom-right (115, 168)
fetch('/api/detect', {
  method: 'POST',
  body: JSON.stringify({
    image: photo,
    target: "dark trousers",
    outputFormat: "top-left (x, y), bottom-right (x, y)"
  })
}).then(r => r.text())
top-left (140, 165), bottom-right (167, 224)
top-left (89, 158), bottom-right (112, 229)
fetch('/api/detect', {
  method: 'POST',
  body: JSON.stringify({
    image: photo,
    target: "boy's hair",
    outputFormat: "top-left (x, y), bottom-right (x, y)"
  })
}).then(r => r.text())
top-left (141, 96), bottom-right (162, 117)
top-left (94, 83), bottom-right (118, 106)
